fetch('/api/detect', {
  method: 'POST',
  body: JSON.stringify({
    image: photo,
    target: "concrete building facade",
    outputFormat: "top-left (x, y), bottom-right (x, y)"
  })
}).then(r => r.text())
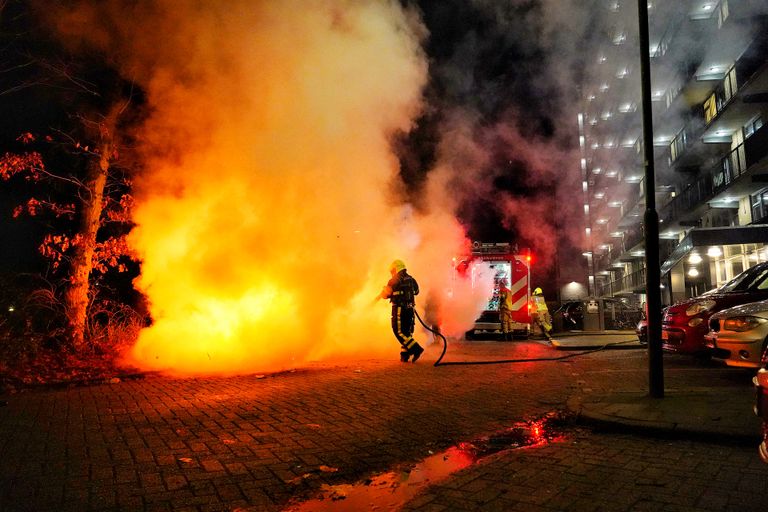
top-left (579, 0), bottom-right (768, 307)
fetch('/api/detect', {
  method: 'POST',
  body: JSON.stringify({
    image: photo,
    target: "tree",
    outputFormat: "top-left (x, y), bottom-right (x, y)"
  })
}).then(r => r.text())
top-left (1, 1), bottom-right (141, 353)
top-left (2, 110), bottom-right (137, 351)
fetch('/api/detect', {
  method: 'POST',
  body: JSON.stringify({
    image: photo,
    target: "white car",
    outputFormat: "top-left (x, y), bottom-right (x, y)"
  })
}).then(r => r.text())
top-left (705, 299), bottom-right (768, 369)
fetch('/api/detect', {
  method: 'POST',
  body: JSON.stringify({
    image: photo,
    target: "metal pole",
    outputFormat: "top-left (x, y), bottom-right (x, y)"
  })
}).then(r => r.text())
top-left (637, 0), bottom-right (664, 398)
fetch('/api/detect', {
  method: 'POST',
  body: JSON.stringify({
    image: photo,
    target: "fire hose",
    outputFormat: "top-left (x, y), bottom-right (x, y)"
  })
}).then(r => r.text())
top-left (412, 307), bottom-right (638, 367)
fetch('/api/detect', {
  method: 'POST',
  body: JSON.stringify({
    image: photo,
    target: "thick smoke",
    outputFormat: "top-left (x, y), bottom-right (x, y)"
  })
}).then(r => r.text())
top-left (44, 0), bottom-right (493, 374)
top-left (413, 0), bottom-right (592, 277)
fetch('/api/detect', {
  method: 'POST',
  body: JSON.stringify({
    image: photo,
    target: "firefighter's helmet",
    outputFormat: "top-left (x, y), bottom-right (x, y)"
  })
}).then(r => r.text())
top-left (533, 287), bottom-right (543, 296)
top-left (389, 259), bottom-right (406, 275)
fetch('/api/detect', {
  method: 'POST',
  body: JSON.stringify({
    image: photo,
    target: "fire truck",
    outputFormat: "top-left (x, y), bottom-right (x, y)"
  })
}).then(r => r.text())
top-left (459, 242), bottom-right (532, 339)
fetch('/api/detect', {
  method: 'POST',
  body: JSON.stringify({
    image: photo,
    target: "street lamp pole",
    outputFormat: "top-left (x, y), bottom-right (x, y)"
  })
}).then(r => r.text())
top-left (637, 0), bottom-right (664, 398)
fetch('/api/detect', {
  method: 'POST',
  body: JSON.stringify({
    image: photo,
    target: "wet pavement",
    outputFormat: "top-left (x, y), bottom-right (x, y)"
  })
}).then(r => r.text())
top-left (1, 334), bottom-right (767, 511)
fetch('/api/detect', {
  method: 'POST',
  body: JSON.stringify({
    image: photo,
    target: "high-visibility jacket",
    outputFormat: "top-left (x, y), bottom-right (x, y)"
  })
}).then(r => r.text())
top-left (531, 294), bottom-right (548, 314)
top-left (499, 286), bottom-right (513, 311)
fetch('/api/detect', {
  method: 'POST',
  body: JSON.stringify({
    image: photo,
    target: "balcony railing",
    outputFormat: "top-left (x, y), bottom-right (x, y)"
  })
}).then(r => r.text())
top-left (712, 143), bottom-right (748, 192)
top-left (597, 267), bottom-right (647, 297)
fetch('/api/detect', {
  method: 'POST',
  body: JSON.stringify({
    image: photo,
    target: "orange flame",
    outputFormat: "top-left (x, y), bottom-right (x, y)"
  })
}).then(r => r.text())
top-left (41, 0), bottom-right (492, 375)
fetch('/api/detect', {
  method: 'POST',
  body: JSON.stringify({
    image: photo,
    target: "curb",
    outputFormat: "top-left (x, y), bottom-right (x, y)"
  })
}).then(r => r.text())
top-left (551, 340), bottom-right (644, 351)
top-left (566, 394), bottom-right (761, 447)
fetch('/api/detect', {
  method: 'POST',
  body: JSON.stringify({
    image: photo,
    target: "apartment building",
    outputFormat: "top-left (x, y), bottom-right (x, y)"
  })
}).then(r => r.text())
top-left (578, 0), bottom-right (768, 307)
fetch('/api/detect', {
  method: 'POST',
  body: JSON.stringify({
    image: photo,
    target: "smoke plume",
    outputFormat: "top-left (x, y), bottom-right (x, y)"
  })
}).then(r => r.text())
top-left (42, 0), bottom-right (496, 374)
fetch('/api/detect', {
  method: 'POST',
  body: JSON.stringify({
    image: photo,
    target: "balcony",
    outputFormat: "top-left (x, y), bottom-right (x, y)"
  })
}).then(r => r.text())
top-left (597, 267), bottom-right (647, 297)
top-left (659, 126), bottom-right (768, 226)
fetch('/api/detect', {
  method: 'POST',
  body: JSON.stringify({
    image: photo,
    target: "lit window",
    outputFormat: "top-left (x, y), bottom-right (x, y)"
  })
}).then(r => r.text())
top-left (704, 94), bottom-right (718, 124)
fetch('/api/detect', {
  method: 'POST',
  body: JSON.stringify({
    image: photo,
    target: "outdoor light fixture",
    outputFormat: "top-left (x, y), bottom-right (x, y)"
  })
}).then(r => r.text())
top-left (707, 246), bottom-right (723, 257)
top-left (687, 267), bottom-right (700, 277)
top-left (688, 253), bottom-right (703, 264)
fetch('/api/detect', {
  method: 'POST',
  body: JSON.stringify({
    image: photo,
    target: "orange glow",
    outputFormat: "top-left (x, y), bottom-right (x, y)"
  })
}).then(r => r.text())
top-left (530, 421), bottom-right (544, 442)
top-left (48, 1), bottom-right (494, 375)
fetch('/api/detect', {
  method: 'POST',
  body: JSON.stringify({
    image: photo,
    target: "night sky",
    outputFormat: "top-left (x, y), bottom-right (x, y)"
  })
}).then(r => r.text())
top-left (403, 1), bottom-right (563, 246)
top-left (1, 0), bottom-right (578, 290)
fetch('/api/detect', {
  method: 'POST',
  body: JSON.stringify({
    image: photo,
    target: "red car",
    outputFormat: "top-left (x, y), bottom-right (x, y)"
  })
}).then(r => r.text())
top-left (756, 365), bottom-right (768, 463)
top-left (662, 262), bottom-right (768, 354)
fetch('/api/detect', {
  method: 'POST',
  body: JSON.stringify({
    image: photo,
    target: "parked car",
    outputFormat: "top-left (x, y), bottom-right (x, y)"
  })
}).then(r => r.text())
top-left (705, 299), bottom-right (768, 368)
top-left (662, 261), bottom-right (768, 354)
top-left (636, 317), bottom-right (647, 344)
top-left (754, 363), bottom-right (768, 463)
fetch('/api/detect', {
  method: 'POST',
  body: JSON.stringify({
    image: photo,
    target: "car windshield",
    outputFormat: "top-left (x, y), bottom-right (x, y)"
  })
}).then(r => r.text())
top-left (717, 264), bottom-right (768, 293)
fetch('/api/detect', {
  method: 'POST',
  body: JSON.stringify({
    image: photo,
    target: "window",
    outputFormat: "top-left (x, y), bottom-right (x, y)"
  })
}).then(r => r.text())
top-left (718, 0), bottom-right (729, 28)
top-left (665, 80), bottom-right (682, 108)
top-left (670, 130), bottom-right (687, 163)
top-left (723, 67), bottom-right (737, 102)
top-left (751, 189), bottom-right (768, 222)
top-left (704, 94), bottom-right (717, 124)
top-left (745, 116), bottom-right (763, 139)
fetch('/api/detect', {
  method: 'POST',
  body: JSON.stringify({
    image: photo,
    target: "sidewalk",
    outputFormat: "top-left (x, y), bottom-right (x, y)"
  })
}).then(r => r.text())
top-left (553, 330), bottom-right (763, 444)
top-left (550, 330), bottom-right (642, 350)
top-left (568, 388), bottom-right (762, 444)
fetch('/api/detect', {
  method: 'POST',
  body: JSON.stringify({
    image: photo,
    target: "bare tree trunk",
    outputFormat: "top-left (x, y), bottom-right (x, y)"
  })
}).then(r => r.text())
top-left (65, 118), bottom-right (114, 352)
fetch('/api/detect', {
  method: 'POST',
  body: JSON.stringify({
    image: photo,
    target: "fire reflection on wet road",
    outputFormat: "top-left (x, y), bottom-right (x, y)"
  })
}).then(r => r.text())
top-left (284, 412), bottom-right (571, 511)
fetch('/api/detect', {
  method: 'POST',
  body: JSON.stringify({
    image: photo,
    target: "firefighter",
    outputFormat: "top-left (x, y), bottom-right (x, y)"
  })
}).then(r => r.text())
top-left (376, 259), bottom-right (424, 362)
top-left (498, 281), bottom-right (514, 341)
top-left (530, 287), bottom-right (553, 341)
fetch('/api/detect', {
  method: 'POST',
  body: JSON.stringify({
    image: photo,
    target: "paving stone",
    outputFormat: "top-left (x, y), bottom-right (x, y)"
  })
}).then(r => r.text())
top-left (0, 343), bottom-right (767, 511)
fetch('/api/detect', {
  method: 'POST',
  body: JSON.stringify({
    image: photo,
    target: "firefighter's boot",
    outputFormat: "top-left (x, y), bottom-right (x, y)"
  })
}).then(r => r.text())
top-left (409, 343), bottom-right (424, 363)
top-left (400, 348), bottom-right (410, 362)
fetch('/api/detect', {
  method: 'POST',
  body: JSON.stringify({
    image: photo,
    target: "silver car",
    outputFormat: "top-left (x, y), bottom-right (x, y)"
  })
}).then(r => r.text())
top-left (705, 299), bottom-right (768, 369)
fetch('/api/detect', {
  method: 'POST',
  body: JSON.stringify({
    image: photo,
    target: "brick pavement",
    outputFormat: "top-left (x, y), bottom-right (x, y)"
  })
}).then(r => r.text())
top-left (0, 340), bottom-right (765, 511)
top-left (401, 428), bottom-right (768, 511)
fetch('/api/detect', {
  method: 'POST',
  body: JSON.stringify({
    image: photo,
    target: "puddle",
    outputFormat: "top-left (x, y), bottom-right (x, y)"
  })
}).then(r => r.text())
top-left (283, 411), bottom-right (571, 511)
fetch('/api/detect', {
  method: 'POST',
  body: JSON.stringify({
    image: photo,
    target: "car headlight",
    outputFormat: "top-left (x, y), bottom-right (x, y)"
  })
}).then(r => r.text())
top-left (685, 300), bottom-right (716, 316)
top-left (688, 318), bottom-right (704, 327)
top-left (722, 316), bottom-right (767, 332)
